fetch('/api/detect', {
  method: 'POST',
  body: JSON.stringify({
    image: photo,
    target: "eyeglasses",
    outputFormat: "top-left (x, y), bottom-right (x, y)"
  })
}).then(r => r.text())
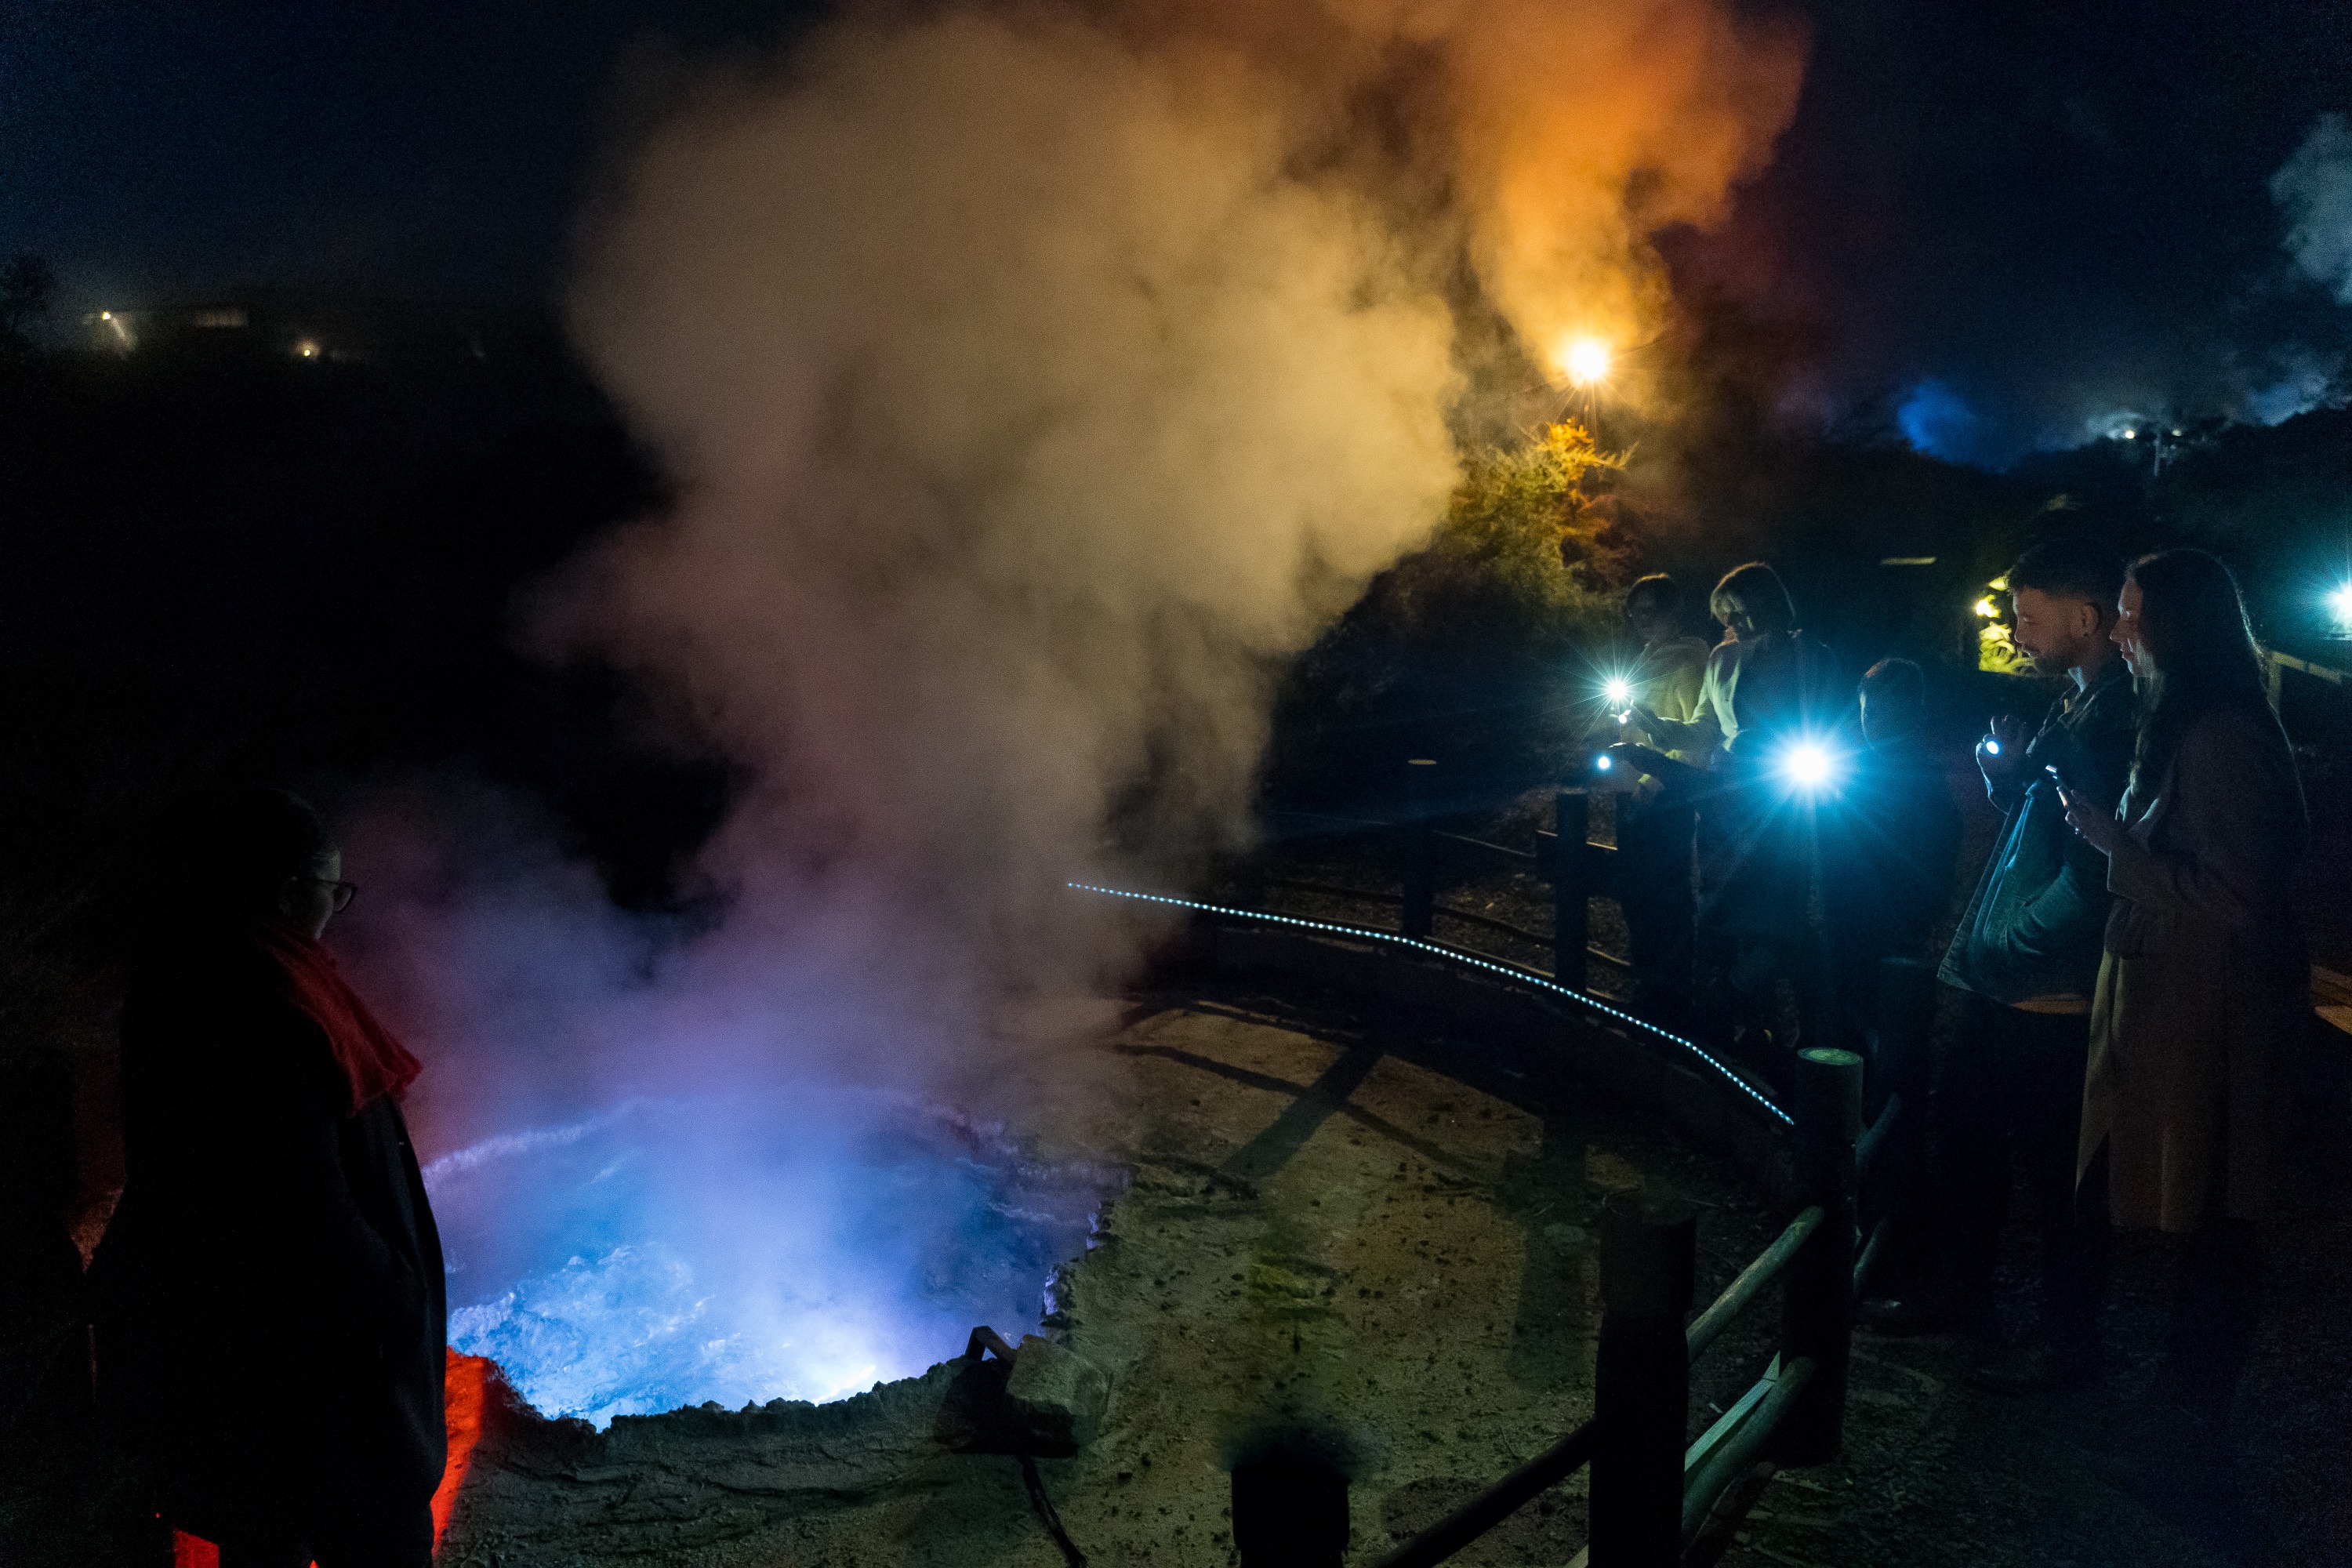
top-left (309, 878), bottom-right (361, 913)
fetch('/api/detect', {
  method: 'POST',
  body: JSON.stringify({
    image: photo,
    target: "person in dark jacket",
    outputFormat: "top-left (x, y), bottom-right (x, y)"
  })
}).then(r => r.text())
top-left (1821, 658), bottom-right (1962, 1048)
top-left (1873, 540), bottom-right (2134, 1388)
top-left (89, 788), bottom-right (445, 1567)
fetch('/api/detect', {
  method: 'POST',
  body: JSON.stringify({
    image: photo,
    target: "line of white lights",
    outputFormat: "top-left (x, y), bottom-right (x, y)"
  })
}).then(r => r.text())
top-left (1065, 880), bottom-right (1793, 1127)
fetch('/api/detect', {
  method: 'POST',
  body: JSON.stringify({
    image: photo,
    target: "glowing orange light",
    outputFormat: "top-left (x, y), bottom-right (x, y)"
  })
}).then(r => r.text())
top-left (1559, 336), bottom-right (1611, 386)
top-left (296, 340), bottom-right (319, 359)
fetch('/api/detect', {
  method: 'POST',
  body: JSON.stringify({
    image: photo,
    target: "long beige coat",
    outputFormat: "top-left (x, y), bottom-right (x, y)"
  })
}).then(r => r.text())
top-left (2081, 707), bottom-right (2307, 1232)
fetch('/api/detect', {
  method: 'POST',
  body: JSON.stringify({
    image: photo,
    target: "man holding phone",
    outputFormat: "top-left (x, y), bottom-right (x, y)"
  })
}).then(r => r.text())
top-left (1874, 539), bottom-right (2134, 1391)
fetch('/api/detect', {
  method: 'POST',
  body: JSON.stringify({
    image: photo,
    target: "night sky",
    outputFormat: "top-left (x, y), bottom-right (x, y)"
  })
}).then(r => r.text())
top-left (6, 0), bottom-right (2348, 466)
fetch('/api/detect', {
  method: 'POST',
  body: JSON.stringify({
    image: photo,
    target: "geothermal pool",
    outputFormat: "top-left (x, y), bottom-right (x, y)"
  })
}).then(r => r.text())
top-left (423, 1086), bottom-right (1112, 1426)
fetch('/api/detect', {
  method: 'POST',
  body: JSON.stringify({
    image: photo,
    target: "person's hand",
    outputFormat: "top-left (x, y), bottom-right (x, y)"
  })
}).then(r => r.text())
top-left (1621, 702), bottom-right (1659, 742)
top-left (2058, 782), bottom-right (2121, 855)
top-left (1976, 714), bottom-right (2029, 789)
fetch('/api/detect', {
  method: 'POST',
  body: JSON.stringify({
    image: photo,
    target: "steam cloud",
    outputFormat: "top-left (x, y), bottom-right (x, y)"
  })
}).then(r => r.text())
top-left (2275, 113), bottom-right (2352, 304)
top-left (385, 0), bottom-right (1804, 1422)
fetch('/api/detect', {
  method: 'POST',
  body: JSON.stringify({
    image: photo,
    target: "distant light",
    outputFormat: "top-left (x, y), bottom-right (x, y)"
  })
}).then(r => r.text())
top-left (296, 340), bottom-right (319, 359)
top-left (1560, 336), bottom-right (1612, 386)
top-left (1777, 739), bottom-right (1839, 793)
top-left (1975, 597), bottom-right (2000, 618)
top-left (1594, 753), bottom-right (1614, 772)
top-left (100, 310), bottom-right (112, 320)
top-left (2122, 430), bottom-right (2137, 440)
top-left (1602, 677), bottom-right (1634, 709)
top-left (1879, 557), bottom-right (1937, 566)
top-left (2171, 428), bottom-right (2183, 437)
top-left (2330, 581), bottom-right (2352, 629)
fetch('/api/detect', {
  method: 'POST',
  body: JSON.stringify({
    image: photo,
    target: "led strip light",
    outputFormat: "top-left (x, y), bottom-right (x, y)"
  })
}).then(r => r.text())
top-left (1066, 881), bottom-right (1792, 1127)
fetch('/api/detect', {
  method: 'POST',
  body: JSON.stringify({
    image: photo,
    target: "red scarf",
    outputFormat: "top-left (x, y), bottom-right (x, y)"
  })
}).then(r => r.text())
top-left (256, 926), bottom-right (423, 1116)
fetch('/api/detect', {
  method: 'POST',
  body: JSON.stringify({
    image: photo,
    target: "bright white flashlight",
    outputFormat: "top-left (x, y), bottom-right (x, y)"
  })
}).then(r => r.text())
top-left (1777, 739), bottom-right (1838, 793)
top-left (1594, 753), bottom-right (1614, 772)
top-left (1984, 739), bottom-right (2002, 757)
top-left (1602, 677), bottom-right (1633, 709)
top-left (2330, 582), bottom-right (2352, 630)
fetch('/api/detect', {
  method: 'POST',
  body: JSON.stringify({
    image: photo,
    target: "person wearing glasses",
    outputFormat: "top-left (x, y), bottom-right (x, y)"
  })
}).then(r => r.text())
top-left (90, 788), bottom-right (445, 1568)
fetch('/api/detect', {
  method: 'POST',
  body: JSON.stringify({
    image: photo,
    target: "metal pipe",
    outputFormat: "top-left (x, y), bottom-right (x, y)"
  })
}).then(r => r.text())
top-left (1685, 1207), bottom-right (1823, 1363)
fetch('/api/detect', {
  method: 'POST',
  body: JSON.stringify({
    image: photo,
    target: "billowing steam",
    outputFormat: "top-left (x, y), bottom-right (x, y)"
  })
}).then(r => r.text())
top-left (2275, 113), bottom-right (2352, 304)
top-left (388, 0), bottom-right (1803, 1422)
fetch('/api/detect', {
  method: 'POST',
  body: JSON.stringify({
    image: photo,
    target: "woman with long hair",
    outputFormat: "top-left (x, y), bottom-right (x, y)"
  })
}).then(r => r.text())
top-left (89, 788), bottom-right (445, 1566)
top-left (2060, 549), bottom-right (2307, 1471)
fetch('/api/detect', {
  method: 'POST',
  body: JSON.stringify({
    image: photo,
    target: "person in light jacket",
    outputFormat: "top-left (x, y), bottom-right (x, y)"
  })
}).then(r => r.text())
top-left (2060, 549), bottom-right (2306, 1475)
top-left (1629, 561), bottom-right (1842, 1053)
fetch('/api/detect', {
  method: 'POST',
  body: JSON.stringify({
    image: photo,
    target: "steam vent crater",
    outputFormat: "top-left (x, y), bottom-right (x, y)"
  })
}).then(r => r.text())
top-left (434, 931), bottom-right (1787, 1566)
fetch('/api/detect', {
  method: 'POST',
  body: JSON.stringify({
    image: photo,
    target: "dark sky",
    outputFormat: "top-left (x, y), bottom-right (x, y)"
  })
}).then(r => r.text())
top-left (5, 0), bottom-right (2349, 467)
top-left (1680, 0), bottom-right (2352, 463)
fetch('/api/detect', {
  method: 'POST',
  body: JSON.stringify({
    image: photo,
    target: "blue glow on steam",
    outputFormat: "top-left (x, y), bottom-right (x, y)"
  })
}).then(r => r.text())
top-left (427, 1087), bottom-right (1106, 1426)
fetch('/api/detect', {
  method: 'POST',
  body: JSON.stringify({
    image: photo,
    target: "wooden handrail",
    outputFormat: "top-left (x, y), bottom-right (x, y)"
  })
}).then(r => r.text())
top-left (1366, 1419), bottom-right (1599, 1568)
top-left (1686, 1206), bottom-right (1823, 1363)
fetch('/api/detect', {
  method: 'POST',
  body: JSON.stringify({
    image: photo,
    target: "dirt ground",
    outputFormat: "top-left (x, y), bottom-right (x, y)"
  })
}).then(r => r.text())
top-left (440, 950), bottom-right (2351, 1567)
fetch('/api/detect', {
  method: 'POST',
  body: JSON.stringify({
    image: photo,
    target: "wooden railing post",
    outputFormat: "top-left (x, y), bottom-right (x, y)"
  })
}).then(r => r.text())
top-left (1553, 786), bottom-right (1591, 989)
top-left (1591, 1190), bottom-right (1696, 1567)
top-left (1777, 1047), bottom-right (1863, 1465)
top-left (1402, 758), bottom-right (1437, 938)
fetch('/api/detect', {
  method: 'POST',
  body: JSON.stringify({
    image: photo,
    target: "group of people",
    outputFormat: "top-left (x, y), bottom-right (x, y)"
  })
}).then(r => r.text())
top-left (1602, 559), bottom-right (1958, 1054)
top-left (1600, 542), bottom-right (2310, 1490)
top-left (67, 544), bottom-right (2310, 1559)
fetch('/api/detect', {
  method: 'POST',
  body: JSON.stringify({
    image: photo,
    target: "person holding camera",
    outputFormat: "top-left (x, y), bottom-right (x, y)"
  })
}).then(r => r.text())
top-left (1878, 540), bottom-right (2134, 1390)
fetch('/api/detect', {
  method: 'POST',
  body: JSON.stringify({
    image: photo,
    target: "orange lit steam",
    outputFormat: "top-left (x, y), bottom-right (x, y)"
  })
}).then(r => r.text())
top-left (1131, 0), bottom-right (1809, 390)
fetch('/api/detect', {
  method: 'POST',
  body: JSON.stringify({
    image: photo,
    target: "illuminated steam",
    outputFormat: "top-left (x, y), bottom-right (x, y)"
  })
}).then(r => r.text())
top-left (387, 0), bottom-right (1805, 1421)
top-left (2275, 113), bottom-right (2352, 304)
